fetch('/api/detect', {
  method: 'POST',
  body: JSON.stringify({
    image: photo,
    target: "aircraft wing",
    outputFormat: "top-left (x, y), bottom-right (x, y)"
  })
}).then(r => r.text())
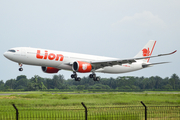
top-left (90, 50), bottom-right (177, 69)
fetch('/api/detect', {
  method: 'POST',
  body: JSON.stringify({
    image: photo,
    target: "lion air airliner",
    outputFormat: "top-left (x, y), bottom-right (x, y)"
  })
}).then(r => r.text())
top-left (3, 40), bottom-right (176, 81)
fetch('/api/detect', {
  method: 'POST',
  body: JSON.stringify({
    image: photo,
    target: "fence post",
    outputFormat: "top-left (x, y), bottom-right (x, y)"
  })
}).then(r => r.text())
top-left (141, 101), bottom-right (147, 120)
top-left (81, 102), bottom-right (87, 120)
top-left (12, 104), bottom-right (19, 120)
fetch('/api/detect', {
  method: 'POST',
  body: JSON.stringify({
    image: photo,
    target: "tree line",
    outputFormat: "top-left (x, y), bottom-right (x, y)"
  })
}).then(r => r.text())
top-left (0, 73), bottom-right (179, 91)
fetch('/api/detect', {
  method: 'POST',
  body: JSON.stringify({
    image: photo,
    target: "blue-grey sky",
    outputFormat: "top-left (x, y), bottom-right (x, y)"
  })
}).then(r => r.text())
top-left (1, 0), bottom-right (179, 81)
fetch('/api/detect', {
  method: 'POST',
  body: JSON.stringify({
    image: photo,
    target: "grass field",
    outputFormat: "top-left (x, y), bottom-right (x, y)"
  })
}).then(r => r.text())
top-left (0, 91), bottom-right (180, 119)
top-left (0, 91), bottom-right (180, 106)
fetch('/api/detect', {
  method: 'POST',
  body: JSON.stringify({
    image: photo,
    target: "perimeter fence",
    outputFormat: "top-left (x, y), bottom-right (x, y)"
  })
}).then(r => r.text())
top-left (0, 102), bottom-right (179, 120)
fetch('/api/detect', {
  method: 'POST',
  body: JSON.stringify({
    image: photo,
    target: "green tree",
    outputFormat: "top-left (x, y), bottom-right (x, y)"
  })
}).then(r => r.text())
top-left (52, 74), bottom-right (64, 89)
top-left (29, 75), bottom-right (43, 90)
top-left (15, 77), bottom-right (28, 90)
top-left (0, 80), bottom-right (5, 90)
top-left (16, 75), bottom-right (27, 81)
top-left (77, 85), bottom-right (85, 90)
top-left (41, 82), bottom-right (47, 90)
top-left (4, 79), bottom-right (16, 89)
top-left (169, 74), bottom-right (179, 89)
top-left (46, 78), bottom-right (54, 89)
top-left (162, 84), bottom-right (173, 90)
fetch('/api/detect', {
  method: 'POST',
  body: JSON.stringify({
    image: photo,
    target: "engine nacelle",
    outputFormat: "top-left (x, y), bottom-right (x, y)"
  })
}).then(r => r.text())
top-left (72, 61), bottom-right (92, 73)
top-left (41, 66), bottom-right (60, 73)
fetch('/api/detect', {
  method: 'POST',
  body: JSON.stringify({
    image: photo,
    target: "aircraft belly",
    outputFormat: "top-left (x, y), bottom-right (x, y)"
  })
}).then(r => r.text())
top-left (97, 63), bottom-right (143, 73)
top-left (57, 64), bottom-right (72, 70)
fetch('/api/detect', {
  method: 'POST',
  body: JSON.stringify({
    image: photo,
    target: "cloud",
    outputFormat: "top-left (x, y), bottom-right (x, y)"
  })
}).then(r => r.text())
top-left (112, 11), bottom-right (167, 29)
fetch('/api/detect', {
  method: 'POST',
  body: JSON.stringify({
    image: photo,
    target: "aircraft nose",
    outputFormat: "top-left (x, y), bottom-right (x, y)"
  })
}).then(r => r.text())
top-left (3, 52), bottom-right (11, 59)
top-left (3, 52), bottom-right (7, 58)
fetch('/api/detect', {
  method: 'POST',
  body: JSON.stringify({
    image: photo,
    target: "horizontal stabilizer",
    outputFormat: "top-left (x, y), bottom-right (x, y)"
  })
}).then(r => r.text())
top-left (142, 62), bottom-right (170, 68)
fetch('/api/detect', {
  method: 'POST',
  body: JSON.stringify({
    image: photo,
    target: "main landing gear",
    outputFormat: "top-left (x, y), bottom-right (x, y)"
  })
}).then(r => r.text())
top-left (71, 72), bottom-right (100, 81)
top-left (18, 63), bottom-right (23, 71)
top-left (71, 72), bottom-right (81, 81)
top-left (89, 73), bottom-right (100, 81)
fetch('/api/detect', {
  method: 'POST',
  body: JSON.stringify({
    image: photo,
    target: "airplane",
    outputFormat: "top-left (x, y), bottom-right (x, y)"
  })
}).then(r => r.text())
top-left (3, 40), bottom-right (176, 81)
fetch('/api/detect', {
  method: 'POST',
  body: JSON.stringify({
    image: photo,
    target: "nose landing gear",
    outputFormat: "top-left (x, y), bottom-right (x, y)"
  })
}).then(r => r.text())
top-left (18, 63), bottom-right (23, 71)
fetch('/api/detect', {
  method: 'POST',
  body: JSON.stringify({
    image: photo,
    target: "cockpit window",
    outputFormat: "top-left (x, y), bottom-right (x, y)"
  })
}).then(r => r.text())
top-left (8, 49), bottom-right (16, 52)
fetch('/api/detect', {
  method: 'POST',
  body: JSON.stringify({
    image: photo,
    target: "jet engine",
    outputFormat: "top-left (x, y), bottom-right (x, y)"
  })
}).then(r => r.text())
top-left (41, 66), bottom-right (60, 73)
top-left (72, 61), bottom-right (92, 73)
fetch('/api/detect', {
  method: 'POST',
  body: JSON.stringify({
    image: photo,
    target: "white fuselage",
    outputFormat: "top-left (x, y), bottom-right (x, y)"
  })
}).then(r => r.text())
top-left (4, 47), bottom-right (144, 74)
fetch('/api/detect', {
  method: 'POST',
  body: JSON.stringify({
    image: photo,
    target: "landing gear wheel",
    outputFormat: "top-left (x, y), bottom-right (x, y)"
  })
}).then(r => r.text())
top-left (71, 74), bottom-right (74, 78)
top-left (89, 73), bottom-right (100, 81)
top-left (89, 74), bottom-right (93, 78)
top-left (93, 77), bottom-right (100, 81)
top-left (75, 77), bottom-right (81, 81)
top-left (89, 74), bottom-right (96, 78)
top-left (71, 72), bottom-right (81, 81)
top-left (71, 73), bottom-right (77, 78)
top-left (92, 74), bottom-right (96, 78)
top-left (96, 77), bottom-right (100, 81)
top-left (19, 68), bottom-right (23, 71)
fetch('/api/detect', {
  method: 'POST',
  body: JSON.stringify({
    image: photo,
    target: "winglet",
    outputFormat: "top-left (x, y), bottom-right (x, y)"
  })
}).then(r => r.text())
top-left (158, 50), bottom-right (177, 56)
top-left (171, 50), bottom-right (177, 54)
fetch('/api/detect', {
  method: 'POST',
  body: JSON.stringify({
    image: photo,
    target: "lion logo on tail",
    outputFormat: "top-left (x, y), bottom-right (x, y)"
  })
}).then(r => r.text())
top-left (142, 48), bottom-right (150, 57)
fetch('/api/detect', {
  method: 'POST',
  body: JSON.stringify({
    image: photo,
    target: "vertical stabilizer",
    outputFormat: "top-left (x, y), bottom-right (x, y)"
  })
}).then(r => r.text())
top-left (134, 40), bottom-right (156, 62)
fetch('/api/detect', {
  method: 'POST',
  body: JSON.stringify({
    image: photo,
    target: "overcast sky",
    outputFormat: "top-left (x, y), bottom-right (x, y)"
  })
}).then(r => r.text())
top-left (1, 0), bottom-right (179, 81)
